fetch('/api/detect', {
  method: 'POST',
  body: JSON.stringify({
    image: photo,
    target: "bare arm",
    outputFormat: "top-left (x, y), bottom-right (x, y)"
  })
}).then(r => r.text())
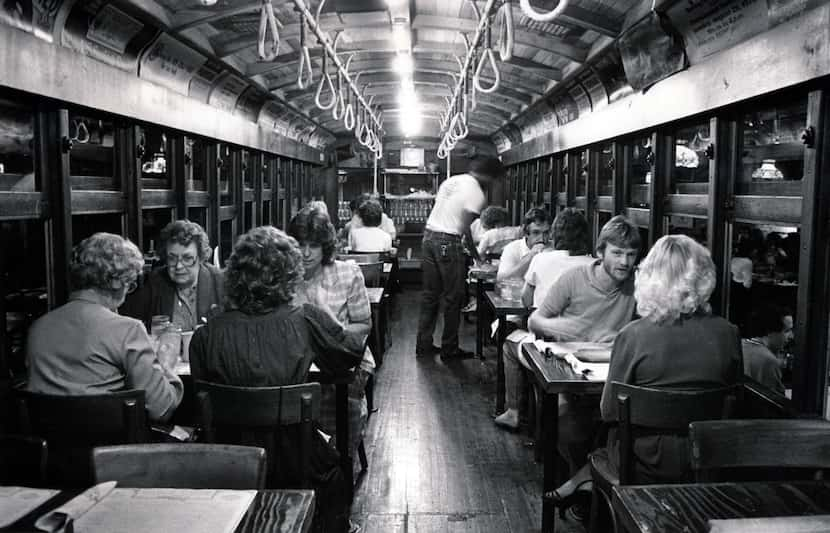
top-left (461, 209), bottom-right (481, 262)
top-left (497, 244), bottom-right (544, 281)
top-left (521, 282), bottom-right (535, 309)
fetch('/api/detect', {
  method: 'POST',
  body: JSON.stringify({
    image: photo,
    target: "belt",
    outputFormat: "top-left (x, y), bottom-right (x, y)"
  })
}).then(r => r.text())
top-left (423, 229), bottom-right (461, 241)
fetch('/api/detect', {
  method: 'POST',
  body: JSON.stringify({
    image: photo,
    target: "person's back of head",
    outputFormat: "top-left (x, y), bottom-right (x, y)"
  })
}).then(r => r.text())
top-left (468, 156), bottom-right (505, 183)
top-left (480, 206), bottom-right (509, 230)
top-left (357, 200), bottom-right (383, 228)
top-left (349, 193), bottom-right (373, 213)
top-left (745, 304), bottom-right (788, 339)
top-left (553, 208), bottom-right (591, 256)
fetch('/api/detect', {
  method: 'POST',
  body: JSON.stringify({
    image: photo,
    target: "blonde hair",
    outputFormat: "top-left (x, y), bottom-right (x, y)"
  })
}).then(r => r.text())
top-left (634, 234), bottom-right (716, 325)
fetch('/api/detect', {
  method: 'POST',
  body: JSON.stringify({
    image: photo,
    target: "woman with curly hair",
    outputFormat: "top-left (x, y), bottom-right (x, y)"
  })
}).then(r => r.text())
top-left (26, 233), bottom-right (183, 422)
top-left (121, 219), bottom-right (224, 332)
top-left (188, 225), bottom-right (362, 532)
top-left (601, 234), bottom-right (742, 483)
top-left (288, 206), bottom-right (374, 458)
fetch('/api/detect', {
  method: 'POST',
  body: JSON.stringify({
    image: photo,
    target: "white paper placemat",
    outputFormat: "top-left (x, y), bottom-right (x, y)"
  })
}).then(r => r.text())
top-left (709, 515), bottom-right (830, 533)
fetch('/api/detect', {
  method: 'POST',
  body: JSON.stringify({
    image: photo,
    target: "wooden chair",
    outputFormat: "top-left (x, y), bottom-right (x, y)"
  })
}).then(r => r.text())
top-left (15, 388), bottom-right (149, 487)
top-left (92, 443), bottom-right (266, 489)
top-left (358, 262), bottom-right (384, 288)
top-left (588, 382), bottom-right (737, 533)
top-left (0, 434), bottom-right (47, 486)
top-left (689, 419), bottom-right (830, 482)
top-left (195, 380), bottom-right (320, 489)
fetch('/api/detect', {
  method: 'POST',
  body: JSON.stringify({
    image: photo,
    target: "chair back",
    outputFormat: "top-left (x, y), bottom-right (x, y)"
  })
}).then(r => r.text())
top-left (194, 380), bottom-right (320, 488)
top-left (0, 434), bottom-right (47, 486)
top-left (689, 419), bottom-right (830, 482)
top-left (358, 262), bottom-right (384, 288)
top-left (14, 388), bottom-right (149, 487)
top-left (735, 380), bottom-right (798, 419)
top-left (92, 443), bottom-right (266, 489)
top-left (340, 253), bottom-right (380, 264)
top-left (612, 382), bottom-right (737, 484)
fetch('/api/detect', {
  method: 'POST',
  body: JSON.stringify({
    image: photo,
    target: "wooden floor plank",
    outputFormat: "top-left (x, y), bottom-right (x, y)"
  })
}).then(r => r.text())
top-left (351, 291), bottom-right (586, 533)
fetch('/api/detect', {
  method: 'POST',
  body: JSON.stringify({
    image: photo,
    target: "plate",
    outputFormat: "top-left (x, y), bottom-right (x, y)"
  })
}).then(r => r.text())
top-left (573, 348), bottom-right (611, 363)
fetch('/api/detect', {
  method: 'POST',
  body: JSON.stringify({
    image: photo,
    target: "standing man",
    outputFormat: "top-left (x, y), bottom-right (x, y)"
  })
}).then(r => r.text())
top-left (416, 157), bottom-right (504, 359)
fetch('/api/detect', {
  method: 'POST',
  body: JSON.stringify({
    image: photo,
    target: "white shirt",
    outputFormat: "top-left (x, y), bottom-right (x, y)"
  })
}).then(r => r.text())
top-left (524, 251), bottom-right (596, 308)
top-left (425, 174), bottom-right (486, 235)
top-left (349, 226), bottom-right (393, 252)
top-left (350, 213), bottom-right (397, 241)
top-left (497, 238), bottom-right (530, 280)
top-left (470, 219), bottom-right (486, 244)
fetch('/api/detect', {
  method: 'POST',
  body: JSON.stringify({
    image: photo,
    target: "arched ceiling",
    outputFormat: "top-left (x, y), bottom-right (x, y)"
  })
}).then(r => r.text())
top-left (144, 0), bottom-right (631, 146)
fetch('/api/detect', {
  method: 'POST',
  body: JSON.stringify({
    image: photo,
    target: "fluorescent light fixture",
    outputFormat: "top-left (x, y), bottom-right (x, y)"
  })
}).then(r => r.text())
top-left (393, 54), bottom-right (414, 75)
top-left (392, 24), bottom-right (410, 50)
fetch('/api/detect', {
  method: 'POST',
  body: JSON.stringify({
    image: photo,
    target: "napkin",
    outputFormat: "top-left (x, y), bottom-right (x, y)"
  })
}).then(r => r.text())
top-left (709, 515), bottom-right (830, 533)
top-left (35, 482), bottom-right (117, 532)
top-left (533, 340), bottom-right (609, 381)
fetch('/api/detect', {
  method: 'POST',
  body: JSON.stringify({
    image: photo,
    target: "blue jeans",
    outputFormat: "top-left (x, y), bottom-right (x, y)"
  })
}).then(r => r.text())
top-left (416, 231), bottom-right (466, 354)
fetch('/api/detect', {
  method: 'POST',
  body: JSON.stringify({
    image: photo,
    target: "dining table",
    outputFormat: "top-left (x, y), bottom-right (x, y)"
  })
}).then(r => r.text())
top-left (469, 266), bottom-right (497, 359)
top-left (521, 342), bottom-right (609, 533)
top-left (612, 480), bottom-right (830, 533)
top-left (2, 487), bottom-right (315, 533)
top-left (486, 291), bottom-right (533, 414)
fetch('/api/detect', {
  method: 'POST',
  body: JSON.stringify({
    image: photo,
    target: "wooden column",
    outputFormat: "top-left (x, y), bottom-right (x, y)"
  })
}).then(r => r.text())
top-left (710, 115), bottom-right (738, 317)
top-left (206, 143), bottom-right (219, 245)
top-left (171, 136), bottom-right (187, 219)
top-left (648, 131), bottom-right (667, 248)
top-left (793, 89), bottom-right (830, 415)
top-left (120, 122), bottom-right (140, 246)
top-left (613, 142), bottom-right (625, 216)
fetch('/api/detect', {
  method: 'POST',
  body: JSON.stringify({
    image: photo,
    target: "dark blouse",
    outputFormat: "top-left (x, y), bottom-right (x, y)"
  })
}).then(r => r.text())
top-left (189, 303), bottom-right (362, 386)
top-left (600, 313), bottom-right (743, 483)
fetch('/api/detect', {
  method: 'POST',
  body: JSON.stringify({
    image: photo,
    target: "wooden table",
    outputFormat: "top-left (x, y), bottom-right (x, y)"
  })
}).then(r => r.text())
top-left (470, 267), bottom-right (496, 359)
top-left (176, 363), bottom-right (356, 502)
top-left (613, 481), bottom-right (830, 533)
top-left (522, 343), bottom-right (607, 533)
top-left (367, 287), bottom-right (385, 366)
top-left (3, 489), bottom-right (315, 533)
top-left (486, 291), bottom-right (533, 414)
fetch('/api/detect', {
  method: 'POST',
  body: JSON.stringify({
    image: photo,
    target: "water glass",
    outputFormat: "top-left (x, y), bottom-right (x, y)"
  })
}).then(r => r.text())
top-left (150, 315), bottom-right (171, 337)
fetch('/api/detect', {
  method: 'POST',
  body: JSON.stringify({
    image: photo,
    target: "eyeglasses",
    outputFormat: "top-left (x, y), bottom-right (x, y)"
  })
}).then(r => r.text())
top-left (126, 280), bottom-right (137, 294)
top-left (166, 254), bottom-right (198, 267)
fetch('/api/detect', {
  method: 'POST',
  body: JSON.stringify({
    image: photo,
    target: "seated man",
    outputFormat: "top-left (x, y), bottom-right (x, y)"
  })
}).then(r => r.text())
top-left (495, 207), bottom-right (553, 283)
top-left (349, 199), bottom-right (393, 252)
top-left (26, 233), bottom-right (183, 422)
top-left (742, 304), bottom-right (792, 394)
top-left (495, 208), bottom-right (595, 429)
top-left (342, 193), bottom-right (396, 241)
top-left (496, 216), bottom-right (640, 479)
top-left (477, 206), bottom-right (523, 259)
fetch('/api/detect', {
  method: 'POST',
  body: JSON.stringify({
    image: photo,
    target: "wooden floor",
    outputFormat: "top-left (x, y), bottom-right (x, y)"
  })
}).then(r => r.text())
top-left (351, 290), bottom-right (585, 533)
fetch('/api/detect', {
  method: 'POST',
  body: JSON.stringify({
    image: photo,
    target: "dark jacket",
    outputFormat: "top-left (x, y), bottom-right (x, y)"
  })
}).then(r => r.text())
top-left (120, 264), bottom-right (225, 329)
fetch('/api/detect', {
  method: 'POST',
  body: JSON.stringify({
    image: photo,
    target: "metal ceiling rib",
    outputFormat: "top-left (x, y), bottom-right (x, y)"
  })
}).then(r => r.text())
top-left (154, 0), bottom-right (628, 143)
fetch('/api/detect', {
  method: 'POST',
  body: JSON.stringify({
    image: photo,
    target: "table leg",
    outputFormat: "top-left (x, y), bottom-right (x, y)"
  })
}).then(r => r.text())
top-left (476, 282), bottom-right (484, 359)
top-left (372, 303), bottom-right (383, 367)
top-left (496, 317), bottom-right (506, 414)
top-left (542, 392), bottom-right (559, 533)
top-left (336, 383), bottom-right (353, 501)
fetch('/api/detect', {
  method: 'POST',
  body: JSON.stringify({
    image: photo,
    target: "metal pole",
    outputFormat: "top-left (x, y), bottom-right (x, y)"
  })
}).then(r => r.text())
top-left (373, 154), bottom-right (378, 195)
top-left (447, 150), bottom-right (451, 179)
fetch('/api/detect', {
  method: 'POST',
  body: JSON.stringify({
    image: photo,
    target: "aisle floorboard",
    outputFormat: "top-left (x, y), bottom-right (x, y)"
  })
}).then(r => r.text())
top-left (351, 291), bottom-right (585, 533)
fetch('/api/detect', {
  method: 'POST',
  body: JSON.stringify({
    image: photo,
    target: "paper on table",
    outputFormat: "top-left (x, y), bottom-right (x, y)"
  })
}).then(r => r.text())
top-left (0, 486), bottom-right (60, 528)
top-left (35, 481), bottom-right (116, 532)
top-left (533, 340), bottom-right (610, 381)
top-left (72, 488), bottom-right (256, 533)
top-left (708, 515), bottom-right (830, 533)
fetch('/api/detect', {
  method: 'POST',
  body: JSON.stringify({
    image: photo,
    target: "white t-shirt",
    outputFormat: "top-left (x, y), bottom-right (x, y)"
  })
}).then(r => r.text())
top-left (524, 251), bottom-right (596, 308)
top-left (425, 174), bottom-right (486, 235)
top-left (497, 238), bottom-right (530, 280)
top-left (470, 219), bottom-right (486, 244)
top-left (349, 226), bottom-right (393, 252)
top-left (350, 213), bottom-right (397, 240)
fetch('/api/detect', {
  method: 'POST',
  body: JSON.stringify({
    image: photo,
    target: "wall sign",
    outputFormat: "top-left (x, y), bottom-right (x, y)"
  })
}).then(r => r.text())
top-left (140, 33), bottom-right (207, 95)
top-left (86, 5), bottom-right (144, 54)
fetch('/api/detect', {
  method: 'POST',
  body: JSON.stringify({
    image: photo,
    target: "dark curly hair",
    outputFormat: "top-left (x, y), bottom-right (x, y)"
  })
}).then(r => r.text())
top-left (522, 207), bottom-right (552, 234)
top-left (287, 206), bottom-right (337, 265)
top-left (224, 226), bottom-right (303, 315)
top-left (480, 206), bottom-right (509, 230)
top-left (159, 220), bottom-right (212, 262)
top-left (552, 208), bottom-right (591, 256)
top-left (358, 200), bottom-right (383, 227)
top-left (70, 233), bottom-right (143, 295)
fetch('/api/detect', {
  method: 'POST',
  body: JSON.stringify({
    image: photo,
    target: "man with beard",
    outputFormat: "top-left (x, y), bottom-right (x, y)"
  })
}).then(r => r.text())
top-left (528, 215), bottom-right (640, 343)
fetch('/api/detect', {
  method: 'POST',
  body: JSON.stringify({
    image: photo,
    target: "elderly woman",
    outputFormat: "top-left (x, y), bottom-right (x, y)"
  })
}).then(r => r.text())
top-left (121, 220), bottom-right (223, 331)
top-left (601, 234), bottom-right (742, 482)
top-left (189, 226), bottom-right (362, 532)
top-left (288, 206), bottom-right (374, 456)
top-left (26, 233), bottom-right (183, 422)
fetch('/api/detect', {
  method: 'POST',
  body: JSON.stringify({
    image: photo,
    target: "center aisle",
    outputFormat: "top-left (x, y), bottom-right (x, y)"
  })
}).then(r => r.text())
top-left (350, 291), bottom-right (585, 533)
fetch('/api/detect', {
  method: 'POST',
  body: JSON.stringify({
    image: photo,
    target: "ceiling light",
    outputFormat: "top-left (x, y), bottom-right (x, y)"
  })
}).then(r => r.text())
top-left (392, 24), bottom-right (410, 50)
top-left (200, 0), bottom-right (218, 5)
top-left (393, 54), bottom-right (414, 75)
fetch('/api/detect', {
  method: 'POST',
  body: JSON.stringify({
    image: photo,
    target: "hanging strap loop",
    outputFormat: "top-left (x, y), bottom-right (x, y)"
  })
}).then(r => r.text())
top-left (257, 0), bottom-right (281, 61)
top-left (519, 0), bottom-right (569, 22)
top-left (496, 0), bottom-right (514, 61)
top-left (474, 22), bottom-right (500, 94)
top-left (315, 51), bottom-right (337, 110)
top-left (297, 19), bottom-right (314, 89)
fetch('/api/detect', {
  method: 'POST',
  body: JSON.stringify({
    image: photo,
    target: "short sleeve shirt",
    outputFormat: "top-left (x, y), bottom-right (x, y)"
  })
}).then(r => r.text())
top-left (425, 174), bottom-right (486, 235)
top-left (525, 251), bottom-right (597, 308)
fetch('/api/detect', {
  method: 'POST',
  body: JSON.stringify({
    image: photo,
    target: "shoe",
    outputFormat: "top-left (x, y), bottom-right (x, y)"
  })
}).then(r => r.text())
top-left (416, 345), bottom-right (440, 358)
top-left (544, 481), bottom-right (592, 520)
top-left (441, 348), bottom-right (476, 360)
top-left (494, 409), bottom-right (519, 431)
